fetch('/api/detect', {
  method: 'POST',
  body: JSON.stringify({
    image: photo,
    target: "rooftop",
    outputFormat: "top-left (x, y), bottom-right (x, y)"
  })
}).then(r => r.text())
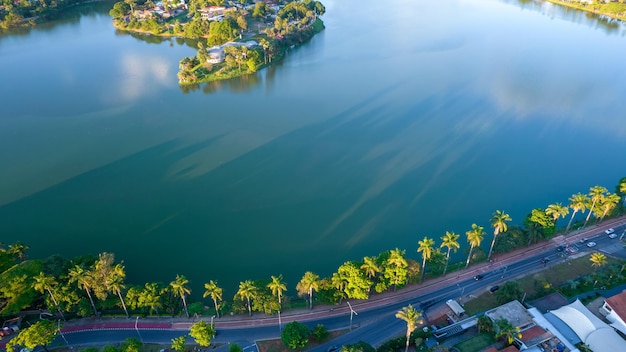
top-left (605, 290), bottom-right (626, 320)
top-left (486, 300), bottom-right (534, 329)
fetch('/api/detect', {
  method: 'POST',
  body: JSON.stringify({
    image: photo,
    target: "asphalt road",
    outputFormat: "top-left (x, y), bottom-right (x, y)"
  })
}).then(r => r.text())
top-left (47, 220), bottom-right (626, 351)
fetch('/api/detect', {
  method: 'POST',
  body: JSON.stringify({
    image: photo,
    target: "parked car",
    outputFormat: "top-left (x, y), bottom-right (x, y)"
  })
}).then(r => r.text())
top-left (586, 241), bottom-right (597, 248)
top-left (579, 237), bottom-right (588, 243)
top-left (473, 274), bottom-right (484, 280)
top-left (489, 285), bottom-right (500, 293)
top-left (609, 233), bottom-right (618, 239)
top-left (605, 228), bottom-right (615, 235)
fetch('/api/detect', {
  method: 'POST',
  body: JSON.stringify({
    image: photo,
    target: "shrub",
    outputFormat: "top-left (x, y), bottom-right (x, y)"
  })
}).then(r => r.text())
top-left (312, 324), bottom-right (329, 341)
top-left (281, 321), bottom-right (309, 350)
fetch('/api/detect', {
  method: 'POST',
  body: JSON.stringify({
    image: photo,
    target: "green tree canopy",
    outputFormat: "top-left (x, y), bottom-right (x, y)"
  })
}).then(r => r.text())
top-left (171, 336), bottom-right (187, 352)
top-left (6, 320), bottom-right (57, 352)
top-left (190, 320), bottom-right (216, 347)
top-left (281, 321), bottom-right (309, 350)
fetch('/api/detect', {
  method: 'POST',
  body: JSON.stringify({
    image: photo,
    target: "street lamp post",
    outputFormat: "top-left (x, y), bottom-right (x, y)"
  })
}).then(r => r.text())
top-left (135, 316), bottom-right (143, 343)
top-left (57, 320), bottom-right (69, 347)
top-left (346, 301), bottom-right (358, 331)
top-left (456, 283), bottom-right (465, 302)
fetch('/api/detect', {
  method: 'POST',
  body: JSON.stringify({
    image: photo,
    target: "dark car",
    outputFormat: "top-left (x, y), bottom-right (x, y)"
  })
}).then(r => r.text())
top-left (489, 285), bottom-right (500, 293)
top-left (473, 275), bottom-right (484, 280)
top-left (327, 346), bottom-right (340, 352)
top-left (540, 257), bottom-right (550, 264)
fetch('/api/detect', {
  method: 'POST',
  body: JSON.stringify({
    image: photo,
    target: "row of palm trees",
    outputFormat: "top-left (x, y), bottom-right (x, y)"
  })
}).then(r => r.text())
top-left (416, 209), bottom-right (512, 283)
top-left (19, 179), bottom-right (626, 319)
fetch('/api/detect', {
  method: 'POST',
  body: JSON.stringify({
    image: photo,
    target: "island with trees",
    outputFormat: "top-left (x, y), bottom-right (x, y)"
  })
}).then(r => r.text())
top-left (107, 0), bottom-right (326, 84)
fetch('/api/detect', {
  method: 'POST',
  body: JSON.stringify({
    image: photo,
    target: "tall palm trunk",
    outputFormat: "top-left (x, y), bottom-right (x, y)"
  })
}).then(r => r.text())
top-left (487, 235), bottom-right (497, 261)
top-left (308, 287), bottom-right (313, 309)
top-left (85, 287), bottom-right (97, 317)
top-left (117, 290), bottom-right (129, 318)
top-left (565, 209), bottom-right (579, 233)
top-left (404, 329), bottom-right (410, 352)
top-left (47, 288), bottom-right (65, 321)
top-left (443, 249), bottom-right (451, 275)
top-left (213, 299), bottom-right (220, 318)
top-left (421, 258), bottom-right (427, 282)
top-left (247, 297), bottom-right (252, 316)
top-left (182, 295), bottom-right (189, 318)
top-left (465, 245), bottom-right (475, 269)
top-left (583, 200), bottom-right (597, 228)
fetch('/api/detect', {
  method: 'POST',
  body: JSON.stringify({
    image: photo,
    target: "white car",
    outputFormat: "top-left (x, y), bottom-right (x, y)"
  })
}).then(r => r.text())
top-left (586, 241), bottom-right (597, 248)
top-left (605, 228), bottom-right (615, 235)
top-left (609, 233), bottom-right (618, 239)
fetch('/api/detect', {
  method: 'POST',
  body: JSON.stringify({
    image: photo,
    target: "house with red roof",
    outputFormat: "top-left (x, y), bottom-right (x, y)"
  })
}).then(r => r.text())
top-left (601, 290), bottom-right (626, 335)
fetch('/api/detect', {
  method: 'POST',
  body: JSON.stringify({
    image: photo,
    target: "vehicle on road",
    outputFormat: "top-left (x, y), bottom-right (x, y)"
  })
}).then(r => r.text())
top-left (609, 233), bottom-right (618, 239)
top-left (473, 275), bottom-right (484, 280)
top-left (606, 228), bottom-right (615, 235)
top-left (489, 285), bottom-right (499, 293)
top-left (579, 237), bottom-right (588, 243)
top-left (540, 257), bottom-right (550, 264)
top-left (586, 241), bottom-right (597, 248)
top-left (327, 346), bottom-right (339, 352)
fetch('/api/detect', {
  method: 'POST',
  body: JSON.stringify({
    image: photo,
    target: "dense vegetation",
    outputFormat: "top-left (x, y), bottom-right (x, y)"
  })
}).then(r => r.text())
top-left (547, 0), bottom-right (626, 20)
top-left (0, 0), bottom-right (91, 29)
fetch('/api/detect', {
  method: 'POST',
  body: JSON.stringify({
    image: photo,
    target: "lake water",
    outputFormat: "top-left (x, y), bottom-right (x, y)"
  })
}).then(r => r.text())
top-left (2, 0), bottom-right (626, 297)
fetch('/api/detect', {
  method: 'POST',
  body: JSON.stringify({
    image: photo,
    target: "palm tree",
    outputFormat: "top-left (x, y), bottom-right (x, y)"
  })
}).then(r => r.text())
top-left (296, 271), bottom-right (319, 309)
top-left (68, 265), bottom-right (98, 316)
top-left (360, 256), bottom-right (381, 279)
top-left (583, 186), bottom-right (608, 227)
top-left (235, 280), bottom-right (258, 316)
top-left (619, 178), bottom-right (626, 205)
top-left (33, 272), bottom-right (65, 320)
top-left (465, 224), bottom-right (485, 268)
top-left (169, 275), bottom-right (191, 318)
top-left (545, 203), bottom-right (569, 226)
top-left (599, 193), bottom-right (621, 221)
top-left (417, 237), bottom-right (435, 282)
top-left (203, 280), bottom-right (223, 318)
top-left (590, 252), bottom-right (607, 268)
top-left (395, 304), bottom-right (423, 352)
top-left (488, 210), bottom-right (511, 261)
top-left (108, 263), bottom-right (129, 317)
top-left (330, 272), bottom-right (348, 303)
top-left (386, 248), bottom-right (408, 291)
top-left (267, 275), bottom-right (287, 306)
top-left (440, 231), bottom-right (460, 275)
top-left (566, 192), bottom-right (589, 233)
top-left (7, 242), bottom-right (29, 262)
top-left (141, 282), bottom-right (163, 315)
top-left (495, 318), bottom-right (521, 345)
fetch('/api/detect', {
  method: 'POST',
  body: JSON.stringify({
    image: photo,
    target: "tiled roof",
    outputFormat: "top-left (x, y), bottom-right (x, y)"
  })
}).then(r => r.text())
top-left (606, 291), bottom-right (626, 321)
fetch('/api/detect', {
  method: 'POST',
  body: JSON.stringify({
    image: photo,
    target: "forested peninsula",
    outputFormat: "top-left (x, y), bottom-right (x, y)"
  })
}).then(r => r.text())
top-left (108, 0), bottom-right (325, 84)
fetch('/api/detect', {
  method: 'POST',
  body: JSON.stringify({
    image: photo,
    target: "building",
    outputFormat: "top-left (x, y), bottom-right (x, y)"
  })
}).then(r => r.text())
top-left (550, 299), bottom-right (626, 352)
top-left (600, 290), bottom-right (626, 335)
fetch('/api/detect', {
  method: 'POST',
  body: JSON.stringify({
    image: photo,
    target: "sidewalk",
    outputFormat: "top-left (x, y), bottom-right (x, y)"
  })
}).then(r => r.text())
top-left (60, 216), bottom-right (626, 333)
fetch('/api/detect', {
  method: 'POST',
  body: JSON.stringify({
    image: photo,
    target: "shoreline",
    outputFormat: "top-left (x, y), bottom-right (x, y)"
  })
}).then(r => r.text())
top-left (545, 0), bottom-right (626, 22)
